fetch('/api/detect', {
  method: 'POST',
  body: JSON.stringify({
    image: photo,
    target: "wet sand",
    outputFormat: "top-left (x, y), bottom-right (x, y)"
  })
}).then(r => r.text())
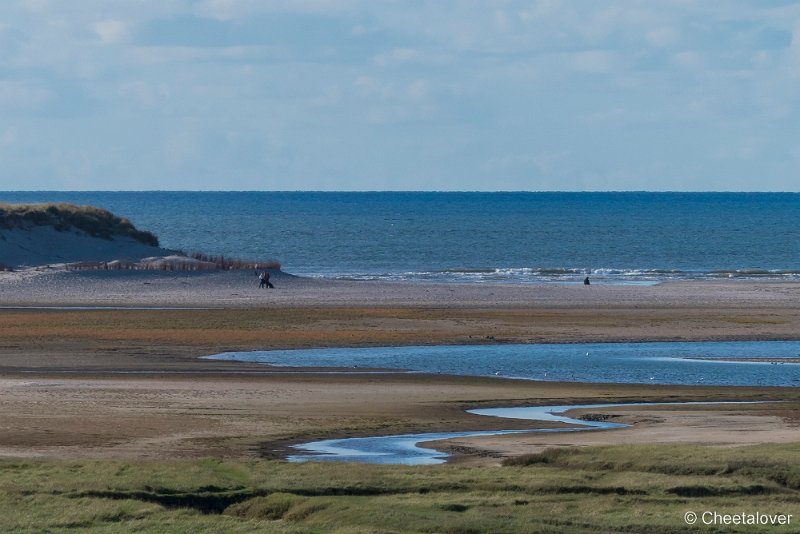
top-left (433, 402), bottom-right (800, 465)
top-left (1, 373), bottom-right (797, 462)
top-left (1, 270), bottom-right (799, 462)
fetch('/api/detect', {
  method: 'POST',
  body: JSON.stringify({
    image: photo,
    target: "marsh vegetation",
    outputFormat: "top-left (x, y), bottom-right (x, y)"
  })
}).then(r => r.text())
top-left (4, 443), bottom-right (799, 533)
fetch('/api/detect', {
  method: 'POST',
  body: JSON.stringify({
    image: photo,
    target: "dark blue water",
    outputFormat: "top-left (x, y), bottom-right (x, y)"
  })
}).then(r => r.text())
top-left (2, 192), bottom-right (798, 283)
top-left (207, 341), bottom-right (800, 386)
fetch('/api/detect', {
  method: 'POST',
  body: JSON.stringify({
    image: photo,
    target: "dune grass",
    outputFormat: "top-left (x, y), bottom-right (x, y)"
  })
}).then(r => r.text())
top-left (64, 253), bottom-right (281, 272)
top-left (185, 252), bottom-right (281, 271)
top-left (0, 202), bottom-right (281, 271)
top-left (0, 202), bottom-right (159, 246)
top-left (3, 442), bottom-right (798, 533)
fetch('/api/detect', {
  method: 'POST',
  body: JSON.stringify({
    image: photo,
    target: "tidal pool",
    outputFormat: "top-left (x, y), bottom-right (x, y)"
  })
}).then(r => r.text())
top-left (207, 341), bottom-right (800, 386)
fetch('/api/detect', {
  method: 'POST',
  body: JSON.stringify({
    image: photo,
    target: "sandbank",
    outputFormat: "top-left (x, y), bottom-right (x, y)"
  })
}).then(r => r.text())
top-left (0, 373), bottom-right (796, 462)
top-left (1, 270), bottom-right (800, 463)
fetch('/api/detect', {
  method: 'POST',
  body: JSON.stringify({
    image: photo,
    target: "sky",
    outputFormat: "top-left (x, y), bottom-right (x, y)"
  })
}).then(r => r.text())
top-left (1, 1), bottom-right (799, 191)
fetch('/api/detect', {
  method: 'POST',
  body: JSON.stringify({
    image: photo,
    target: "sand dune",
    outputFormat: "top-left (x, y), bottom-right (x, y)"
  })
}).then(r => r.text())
top-left (0, 225), bottom-right (175, 268)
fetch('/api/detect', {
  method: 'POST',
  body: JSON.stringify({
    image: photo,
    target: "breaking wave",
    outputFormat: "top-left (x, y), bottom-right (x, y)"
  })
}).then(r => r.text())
top-left (318, 267), bottom-right (800, 285)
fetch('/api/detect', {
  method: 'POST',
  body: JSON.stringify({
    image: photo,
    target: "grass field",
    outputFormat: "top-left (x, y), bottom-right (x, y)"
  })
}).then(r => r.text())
top-left (1, 302), bottom-right (799, 532)
top-left (3, 443), bottom-right (798, 533)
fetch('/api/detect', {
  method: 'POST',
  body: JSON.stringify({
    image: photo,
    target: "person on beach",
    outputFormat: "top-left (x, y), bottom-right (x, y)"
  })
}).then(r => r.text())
top-left (584, 276), bottom-right (590, 285)
top-left (258, 270), bottom-right (266, 288)
top-left (262, 270), bottom-right (274, 289)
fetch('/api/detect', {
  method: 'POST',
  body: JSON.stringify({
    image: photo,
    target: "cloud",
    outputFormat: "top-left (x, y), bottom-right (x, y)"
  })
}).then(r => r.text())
top-left (671, 51), bottom-right (702, 70)
top-left (192, 0), bottom-right (361, 20)
top-left (569, 50), bottom-right (619, 73)
top-left (94, 19), bottom-right (129, 43)
top-left (0, 126), bottom-right (18, 149)
top-left (117, 80), bottom-right (170, 109)
top-left (20, 0), bottom-right (49, 13)
top-left (373, 47), bottom-right (419, 66)
top-left (406, 79), bottom-right (428, 99)
top-left (0, 1), bottom-right (799, 190)
top-left (789, 22), bottom-right (800, 72)
top-left (0, 81), bottom-right (52, 109)
top-left (646, 26), bottom-right (681, 48)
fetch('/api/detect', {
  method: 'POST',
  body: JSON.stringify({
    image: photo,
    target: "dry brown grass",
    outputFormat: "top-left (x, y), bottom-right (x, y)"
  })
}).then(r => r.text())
top-left (187, 252), bottom-right (281, 271)
top-left (64, 255), bottom-right (281, 272)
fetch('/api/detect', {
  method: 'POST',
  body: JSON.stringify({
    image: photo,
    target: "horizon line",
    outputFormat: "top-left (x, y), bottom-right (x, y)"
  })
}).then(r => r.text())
top-left (1, 190), bottom-right (799, 194)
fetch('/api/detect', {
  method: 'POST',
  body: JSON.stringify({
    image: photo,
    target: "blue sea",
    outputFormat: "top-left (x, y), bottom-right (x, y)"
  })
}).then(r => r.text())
top-left (2, 192), bottom-right (798, 284)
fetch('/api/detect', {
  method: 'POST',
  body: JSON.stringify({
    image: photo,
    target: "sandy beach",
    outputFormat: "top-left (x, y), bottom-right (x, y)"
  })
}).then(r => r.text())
top-left (1, 270), bottom-right (799, 463)
top-left (3, 268), bottom-right (800, 310)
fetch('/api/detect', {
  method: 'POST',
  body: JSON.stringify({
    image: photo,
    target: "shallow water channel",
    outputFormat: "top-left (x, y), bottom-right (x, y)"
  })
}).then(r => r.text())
top-left (288, 402), bottom-right (754, 465)
top-left (206, 342), bottom-right (794, 464)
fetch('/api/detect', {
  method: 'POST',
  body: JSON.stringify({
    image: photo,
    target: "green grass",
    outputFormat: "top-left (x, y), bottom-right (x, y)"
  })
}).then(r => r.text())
top-left (2, 443), bottom-right (799, 532)
top-left (503, 442), bottom-right (800, 488)
top-left (0, 202), bottom-right (159, 246)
